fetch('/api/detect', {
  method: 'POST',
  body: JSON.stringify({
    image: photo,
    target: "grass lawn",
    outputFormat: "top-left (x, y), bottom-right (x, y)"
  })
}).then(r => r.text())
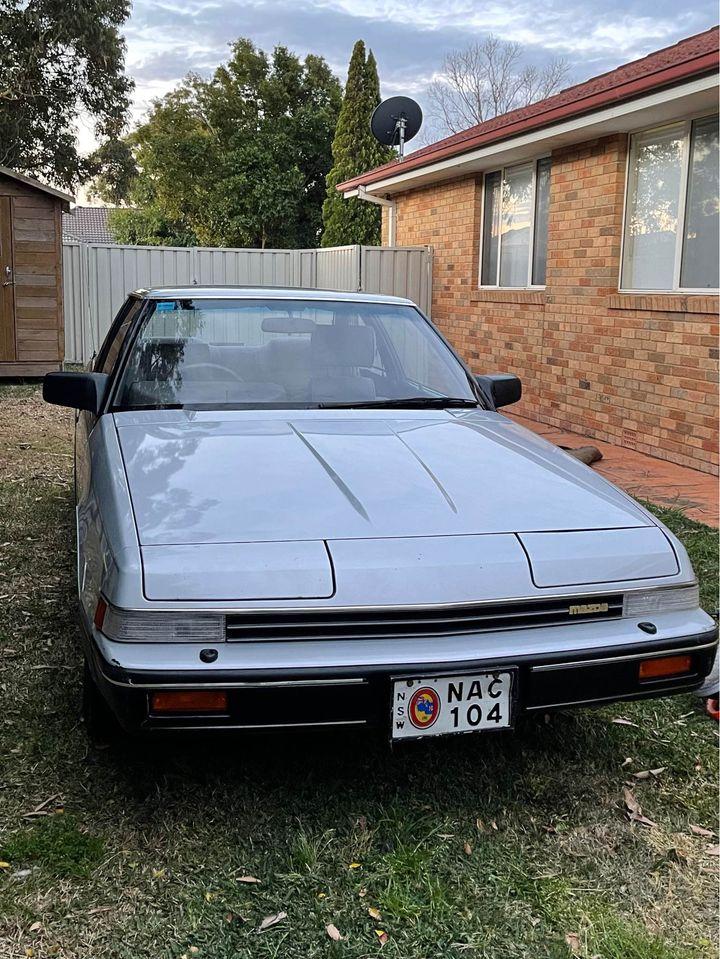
top-left (0, 386), bottom-right (717, 959)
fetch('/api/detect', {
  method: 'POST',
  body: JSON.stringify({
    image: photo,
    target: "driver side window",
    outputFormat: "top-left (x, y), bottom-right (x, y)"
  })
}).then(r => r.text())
top-left (95, 298), bottom-right (143, 374)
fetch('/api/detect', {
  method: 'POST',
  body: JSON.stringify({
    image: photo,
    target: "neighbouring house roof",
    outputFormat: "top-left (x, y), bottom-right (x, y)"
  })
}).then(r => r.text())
top-left (339, 26), bottom-right (719, 194)
top-left (0, 165), bottom-right (73, 207)
top-left (62, 206), bottom-right (116, 244)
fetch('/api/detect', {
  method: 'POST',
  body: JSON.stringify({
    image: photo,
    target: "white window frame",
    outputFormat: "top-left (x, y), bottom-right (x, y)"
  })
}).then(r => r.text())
top-left (478, 156), bottom-right (550, 290)
top-left (620, 114), bottom-right (720, 294)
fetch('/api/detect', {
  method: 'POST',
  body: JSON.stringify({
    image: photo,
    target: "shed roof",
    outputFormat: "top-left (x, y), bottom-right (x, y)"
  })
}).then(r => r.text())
top-left (338, 26), bottom-right (719, 193)
top-left (0, 166), bottom-right (73, 207)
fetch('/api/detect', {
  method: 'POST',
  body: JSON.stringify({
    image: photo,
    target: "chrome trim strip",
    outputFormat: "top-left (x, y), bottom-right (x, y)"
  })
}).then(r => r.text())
top-left (101, 673), bottom-right (368, 690)
top-left (530, 639), bottom-right (717, 672)
top-left (100, 581), bottom-right (697, 616)
top-left (145, 719), bottom-right (368, 731)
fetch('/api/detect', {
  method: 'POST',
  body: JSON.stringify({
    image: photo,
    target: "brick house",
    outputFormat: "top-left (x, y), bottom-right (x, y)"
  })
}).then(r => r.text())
top-left (339, 27), bottom-right (719, 475)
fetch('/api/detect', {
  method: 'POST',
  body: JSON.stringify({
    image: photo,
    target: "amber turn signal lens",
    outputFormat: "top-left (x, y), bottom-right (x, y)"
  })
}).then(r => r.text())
top-left (639, 655), bottom-right (692, 680)
top-left (151, 690), bottom-right (228, 713)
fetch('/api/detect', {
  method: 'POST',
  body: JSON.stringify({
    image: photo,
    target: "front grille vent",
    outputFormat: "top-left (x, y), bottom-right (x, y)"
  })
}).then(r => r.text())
top-left (226, 594), bottom-right (623, 643)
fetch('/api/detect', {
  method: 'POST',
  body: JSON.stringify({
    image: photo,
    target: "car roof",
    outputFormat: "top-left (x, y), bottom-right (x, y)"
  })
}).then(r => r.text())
top-left (133, 286), bottom-right (416, 306)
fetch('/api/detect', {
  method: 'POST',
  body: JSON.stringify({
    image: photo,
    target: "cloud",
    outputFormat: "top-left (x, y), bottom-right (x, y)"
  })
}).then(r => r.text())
top-left (117, 0), bottom-right (717, 132)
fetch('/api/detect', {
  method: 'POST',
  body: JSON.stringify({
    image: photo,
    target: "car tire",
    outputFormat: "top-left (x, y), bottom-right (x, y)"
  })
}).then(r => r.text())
top-left (82, 659), bottom-right (121, 744)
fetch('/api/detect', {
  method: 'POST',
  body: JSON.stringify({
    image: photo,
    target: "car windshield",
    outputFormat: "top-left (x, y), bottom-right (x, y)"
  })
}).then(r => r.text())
top-left (113, 298), bottom-right (479, 409)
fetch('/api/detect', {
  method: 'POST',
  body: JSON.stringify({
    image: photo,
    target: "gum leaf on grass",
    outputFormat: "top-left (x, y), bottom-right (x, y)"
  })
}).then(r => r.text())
top-left (623, 787), bottom-right (657, 828)
top-left (565, 932), bottom-right (581, 954)
top-left (258, 912), bottom-right (287, 933)
top-left (236, 875), bottom-right (261, 884)
top-left (326, 924), bottom-right (343, 941)
top-left (690, 824), bottom-right (715, 838)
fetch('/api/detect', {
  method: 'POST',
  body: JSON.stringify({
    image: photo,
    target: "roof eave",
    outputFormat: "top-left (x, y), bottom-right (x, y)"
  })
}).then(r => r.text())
top-left (338, 51), bottom-right (719, 194)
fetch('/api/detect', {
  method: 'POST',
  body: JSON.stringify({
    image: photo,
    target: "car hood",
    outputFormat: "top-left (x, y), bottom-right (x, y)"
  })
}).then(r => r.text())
top-left (114, 409), bottom-right (652, 547)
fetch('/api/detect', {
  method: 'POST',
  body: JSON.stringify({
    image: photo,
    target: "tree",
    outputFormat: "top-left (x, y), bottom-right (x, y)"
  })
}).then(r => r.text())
top-left (427, 35), bottom-right (570, 136)
top-left (321, 40), bottom-right (393, 247)
top-left (105, 41), bottom-right (341, 248)
top-left (0, 0), bottom-right (133, 189)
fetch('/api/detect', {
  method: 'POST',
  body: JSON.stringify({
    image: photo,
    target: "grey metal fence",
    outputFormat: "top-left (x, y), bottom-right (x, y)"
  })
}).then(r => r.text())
top-left (62, 242), bottom-right (433, 363)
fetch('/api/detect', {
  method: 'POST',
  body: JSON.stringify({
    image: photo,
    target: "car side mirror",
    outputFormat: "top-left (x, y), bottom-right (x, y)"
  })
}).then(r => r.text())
top-left (43, 372), bottom-right (110, 414)
top-left (475, 373), bottom-right (522, 409)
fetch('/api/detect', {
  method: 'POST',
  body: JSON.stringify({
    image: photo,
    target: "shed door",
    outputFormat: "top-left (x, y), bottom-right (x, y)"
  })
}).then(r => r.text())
top-left (0, 196), bottom-right (15, 361)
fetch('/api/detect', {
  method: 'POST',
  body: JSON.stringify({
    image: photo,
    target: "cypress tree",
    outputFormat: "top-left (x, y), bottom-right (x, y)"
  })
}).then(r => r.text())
top-left (321, 41), bottom-right (393, 247)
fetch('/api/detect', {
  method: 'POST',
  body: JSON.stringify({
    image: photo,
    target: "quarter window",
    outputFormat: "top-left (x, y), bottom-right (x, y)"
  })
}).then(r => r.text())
top-left (480, 157), bottom-right (551, 288)
top-left (622, 116), bottom-right (719, 291)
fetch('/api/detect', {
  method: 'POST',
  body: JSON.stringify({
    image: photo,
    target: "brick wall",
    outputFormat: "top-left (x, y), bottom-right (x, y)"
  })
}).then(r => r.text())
top-left (383, 134), bottom-right (719, 475)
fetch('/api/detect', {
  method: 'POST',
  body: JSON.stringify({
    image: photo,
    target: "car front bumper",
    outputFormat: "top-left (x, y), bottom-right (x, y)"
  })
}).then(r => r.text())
top-left (81, 609), bottom-right (719, 733)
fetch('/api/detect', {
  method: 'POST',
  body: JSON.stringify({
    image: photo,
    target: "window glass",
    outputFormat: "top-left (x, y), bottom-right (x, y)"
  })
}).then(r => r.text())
top-left (532, 157), bottom-right (551, 285)
top-left (680, 115), bottom-right (719, 289)
top-left (480, 171), bottom-right (501, 285)
top-left (623, 124), bottom-right (684, 290)
top-left (499, 163), bottom-right (533, 287)
top-left (96, 298), bottom-right (142, 374)
top-left (113, 299), bottom-right (476, 409)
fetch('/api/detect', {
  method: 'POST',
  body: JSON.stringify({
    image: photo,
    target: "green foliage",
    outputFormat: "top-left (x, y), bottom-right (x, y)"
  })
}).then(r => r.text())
top-left (321, 41), bottom-right (394, 247)
top-left (0, 0), bottom-right (132, 190)
top-left (87, 139), bottom-right (138, 205)
top-left (1, 815), bottom-right (104, 878)
top-left (105, 40), bottom-right (341, 248)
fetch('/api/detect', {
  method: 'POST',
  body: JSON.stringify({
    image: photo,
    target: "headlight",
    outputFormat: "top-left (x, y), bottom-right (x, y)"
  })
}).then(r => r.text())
top-left (100, 603), bottom-right (225, 643)
top-left (623, 585), bottom-right (700, 617)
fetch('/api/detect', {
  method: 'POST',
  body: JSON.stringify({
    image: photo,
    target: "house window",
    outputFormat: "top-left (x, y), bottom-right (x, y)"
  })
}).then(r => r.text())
top-left (622, 115), bottom-right (719, 291)
top-left (480, 157), bottom-right (551, 288)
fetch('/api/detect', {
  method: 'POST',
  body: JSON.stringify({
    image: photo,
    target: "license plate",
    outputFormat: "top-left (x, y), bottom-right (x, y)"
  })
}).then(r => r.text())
top-left (391, 671), bottom-right (514, 740)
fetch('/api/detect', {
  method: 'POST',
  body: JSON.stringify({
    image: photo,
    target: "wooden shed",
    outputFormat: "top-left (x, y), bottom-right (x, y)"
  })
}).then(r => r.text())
top-left (0, 167), bottom-right (73, 376)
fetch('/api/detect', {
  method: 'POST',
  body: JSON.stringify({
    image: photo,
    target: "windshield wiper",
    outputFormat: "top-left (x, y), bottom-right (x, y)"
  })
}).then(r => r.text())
top-left (317, 397), bottom-right (480, 409)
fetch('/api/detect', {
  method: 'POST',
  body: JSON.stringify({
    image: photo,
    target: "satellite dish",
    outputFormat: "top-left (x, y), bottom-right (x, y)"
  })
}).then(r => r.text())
top-left (371, 96), bottom-right (423, 158)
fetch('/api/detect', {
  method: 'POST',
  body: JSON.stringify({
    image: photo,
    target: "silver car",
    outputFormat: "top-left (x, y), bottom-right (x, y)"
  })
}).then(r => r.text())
top-left (43, 288), bottom-right (717, 739)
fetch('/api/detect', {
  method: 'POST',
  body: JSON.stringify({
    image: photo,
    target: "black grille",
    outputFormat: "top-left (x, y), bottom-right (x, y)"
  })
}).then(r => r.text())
top-left (226, 595), bottom-right (623, 642)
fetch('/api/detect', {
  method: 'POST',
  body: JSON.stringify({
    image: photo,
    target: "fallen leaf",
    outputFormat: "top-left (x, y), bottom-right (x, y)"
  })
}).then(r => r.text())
top-left (629, 813), bottom-right (657, 828)
top-left (612, 717), bottom-right (638, 727)
top-left (258, 911), bottom-right (287, 932)
top-left (0, 862), bottom-right (10, 869)
top-left (25, 949), bottom-right (34, 958)
top-left (623, 787), bottom-right (641, 816)
top-left (375, 929), bottom-right (389, 945)
top-left (565, 931), bottom-right (581, 954)
top-left (621, 757), bottom-right (633, 768)
top-left (368, 907), bottom-right (382, 920)
top-left (28, 922), bottom-right (41, 933)
top-left (633, 767), bottom-right (666, 780)
top-left (348, 862), bottom-right (362, 870)
top-left (358, 887), bottom-right (367, 898)
top-left (236, 875), bottom-right (261, 884)
top-left (204, 891), bottom-right (214, 902)
top-left (189, 949), bottom-right (199, 956)
top-left (317, 892), bottom-right (326, 899)
top-left (151, 868), bottom-right (166, 879)
top-left (475, 818), bottom-right (485, 832)
top-left (326, 924), bottom-right (343, 942)
top-left (463, 842), bottom-right (472, 856)
top-left (690, 824), bottom-right (715, 838)
top-left (705, 845), bottom-right (720, 857)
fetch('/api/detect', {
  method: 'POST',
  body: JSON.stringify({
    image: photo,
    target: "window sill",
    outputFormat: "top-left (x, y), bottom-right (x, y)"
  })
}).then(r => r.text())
top-left (471, 289), bottom-right (546, 306)
top-left (608, 293), bottom-right (719, 315)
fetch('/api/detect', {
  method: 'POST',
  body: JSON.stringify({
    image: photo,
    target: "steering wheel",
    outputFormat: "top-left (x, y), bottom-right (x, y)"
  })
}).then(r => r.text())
top-left (181, 362), bottom-right (245, 383)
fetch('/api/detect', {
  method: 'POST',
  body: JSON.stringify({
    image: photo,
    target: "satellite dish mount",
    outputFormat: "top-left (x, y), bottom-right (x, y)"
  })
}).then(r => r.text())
top-left (371, 96), bottom-right (423, 159)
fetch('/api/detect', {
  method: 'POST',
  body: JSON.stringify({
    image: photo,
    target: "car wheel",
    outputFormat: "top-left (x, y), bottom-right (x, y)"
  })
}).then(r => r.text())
top-left (82, 659), bottom-right (121, 744)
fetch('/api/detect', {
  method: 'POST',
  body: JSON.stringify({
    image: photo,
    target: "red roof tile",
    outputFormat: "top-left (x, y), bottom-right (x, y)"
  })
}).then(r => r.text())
top-left (339, 26), bottom-right (719, 192)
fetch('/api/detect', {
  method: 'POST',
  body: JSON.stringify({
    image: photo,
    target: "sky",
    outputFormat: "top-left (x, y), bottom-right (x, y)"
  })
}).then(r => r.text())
top-left (75, 0), bottom-right (718, 156)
